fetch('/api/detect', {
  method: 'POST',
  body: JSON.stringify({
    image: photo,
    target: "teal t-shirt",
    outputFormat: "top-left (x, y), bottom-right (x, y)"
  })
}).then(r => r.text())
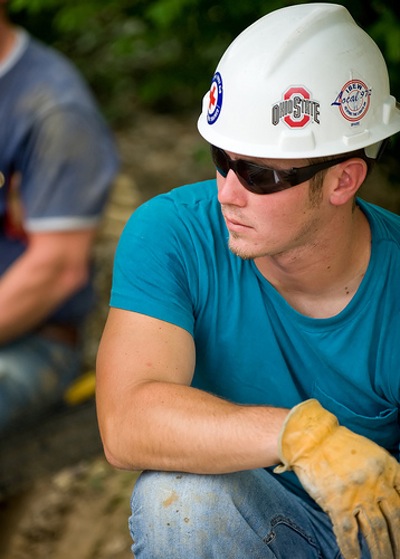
top-left (111, 179), bottom-right (400, 501)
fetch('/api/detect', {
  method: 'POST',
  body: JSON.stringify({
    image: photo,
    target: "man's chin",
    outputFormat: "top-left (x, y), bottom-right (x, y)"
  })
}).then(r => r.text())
top-left (228, 238), bottom-right (257, 260)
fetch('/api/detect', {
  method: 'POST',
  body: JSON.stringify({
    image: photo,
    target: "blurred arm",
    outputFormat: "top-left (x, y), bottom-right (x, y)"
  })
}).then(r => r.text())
top-left (0, 228), bottom-right (96, 344)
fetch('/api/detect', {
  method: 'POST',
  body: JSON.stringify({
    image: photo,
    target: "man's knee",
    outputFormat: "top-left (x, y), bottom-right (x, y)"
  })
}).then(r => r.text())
top-left (128, 469), bottom-right (334, 559)
top-left (129, 470), bottom-right (253, 557)
top-left (131, 470), bottom-right (239, 525)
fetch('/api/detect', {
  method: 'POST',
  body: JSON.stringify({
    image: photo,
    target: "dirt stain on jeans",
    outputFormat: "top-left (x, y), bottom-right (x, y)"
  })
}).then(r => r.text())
top-left (162, 490), bottom-right (179, 508)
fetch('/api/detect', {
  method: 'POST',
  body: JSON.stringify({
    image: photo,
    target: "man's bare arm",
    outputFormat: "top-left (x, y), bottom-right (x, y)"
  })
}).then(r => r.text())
top-left (96, 308), bottom-right (289, 474)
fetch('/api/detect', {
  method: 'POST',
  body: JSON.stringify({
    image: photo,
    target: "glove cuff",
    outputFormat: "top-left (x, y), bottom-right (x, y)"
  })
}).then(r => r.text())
top-left (274, 399), bottom-right (338, 474)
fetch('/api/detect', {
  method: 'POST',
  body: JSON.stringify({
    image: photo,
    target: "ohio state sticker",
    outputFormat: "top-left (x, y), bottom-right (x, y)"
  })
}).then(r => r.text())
top-left (272, 86), bottom-right (320, 128)
top-left (331, 79), bottom-right (371, 123)
top-left (207, 72), bottom-right (223, 125)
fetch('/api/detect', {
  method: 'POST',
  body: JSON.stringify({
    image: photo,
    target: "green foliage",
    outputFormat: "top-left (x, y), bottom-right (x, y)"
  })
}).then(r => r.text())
top-left (369, 4), bottom-right (400, 76)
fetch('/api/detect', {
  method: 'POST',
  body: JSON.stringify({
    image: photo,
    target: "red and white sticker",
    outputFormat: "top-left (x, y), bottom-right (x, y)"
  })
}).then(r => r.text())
top-left (272, 86), bottom-right (320, 128)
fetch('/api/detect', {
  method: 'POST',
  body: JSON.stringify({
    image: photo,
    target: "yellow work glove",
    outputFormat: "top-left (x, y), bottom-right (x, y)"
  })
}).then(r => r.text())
top-left (274, 399), bottom-right (400, 559)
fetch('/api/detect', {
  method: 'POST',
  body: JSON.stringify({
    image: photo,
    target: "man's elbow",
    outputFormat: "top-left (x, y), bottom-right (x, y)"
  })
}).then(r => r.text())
top-left (102, 442), bottom-right (131, 471)
top-left (98, 419), bottom-right (142, 472)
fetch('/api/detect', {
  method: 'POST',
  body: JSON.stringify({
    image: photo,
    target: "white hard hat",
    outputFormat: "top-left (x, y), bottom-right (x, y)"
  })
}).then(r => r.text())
top-left (197, 3), bottom-right (400, 159)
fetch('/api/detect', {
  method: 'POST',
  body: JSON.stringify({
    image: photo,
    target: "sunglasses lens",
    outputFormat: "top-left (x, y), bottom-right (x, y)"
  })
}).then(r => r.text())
top-left (240, 165), bottom-right (274, 194)
top-left (211, 146), bottom-right (229, 178)
top-left (210, 145), bottom-right (292, 195)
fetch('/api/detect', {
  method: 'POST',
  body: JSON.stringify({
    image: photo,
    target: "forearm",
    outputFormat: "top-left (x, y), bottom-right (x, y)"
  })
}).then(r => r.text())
top-left (98, 380), bottom-right (289, 474)
top-left (0, 251), bottom-right (87, 343)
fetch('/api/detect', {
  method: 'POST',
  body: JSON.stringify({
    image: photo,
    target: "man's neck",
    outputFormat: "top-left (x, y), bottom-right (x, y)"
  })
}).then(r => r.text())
top-left (255, 204), bottom-right (371, 318)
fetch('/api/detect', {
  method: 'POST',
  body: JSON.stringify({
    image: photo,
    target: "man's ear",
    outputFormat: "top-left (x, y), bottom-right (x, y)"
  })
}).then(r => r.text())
top-left (329, 158), bottom-right (368, 207)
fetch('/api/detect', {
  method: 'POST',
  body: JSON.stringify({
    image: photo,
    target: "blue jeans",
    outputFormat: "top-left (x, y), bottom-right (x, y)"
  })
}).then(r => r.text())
top-left (129, 469), bottom-right (371, 558)
top-left (0, 332), bottom-right (81, 435)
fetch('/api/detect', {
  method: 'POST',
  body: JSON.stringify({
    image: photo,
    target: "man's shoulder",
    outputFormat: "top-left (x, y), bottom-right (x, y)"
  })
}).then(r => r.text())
top-left (166, 179), bottom-right (217, 204)
top-left (124, 179), bottom-right (220, 241)
top-left (8, 33), bottom-right (96, 113)
top-left (359, 198), bottom-right (400, 238)
top-left (21, 35), bottom-right (82, 80)
top-left (142, 179), bottom-right (218, 214)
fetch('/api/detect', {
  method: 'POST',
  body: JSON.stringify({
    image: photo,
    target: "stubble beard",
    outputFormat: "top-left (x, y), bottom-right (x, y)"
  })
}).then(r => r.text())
top-left (228, 233), bottom-right (264, 260)
top-left (227, 186), bottom-right (324, 262)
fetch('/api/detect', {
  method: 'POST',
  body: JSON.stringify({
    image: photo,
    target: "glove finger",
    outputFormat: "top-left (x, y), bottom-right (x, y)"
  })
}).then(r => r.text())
top-left (379, 498), bottom-right (400, 558)
top-left (331, 514), bottom-right (361, 559)
top-left (356, 507), bottom-right (394, 559)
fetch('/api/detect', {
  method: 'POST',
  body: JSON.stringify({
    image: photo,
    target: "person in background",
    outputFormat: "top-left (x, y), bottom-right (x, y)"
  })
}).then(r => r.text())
top-left (0, 1), bottom-right (119, 434)
top-left (97, 4), bottom-right (400, 559)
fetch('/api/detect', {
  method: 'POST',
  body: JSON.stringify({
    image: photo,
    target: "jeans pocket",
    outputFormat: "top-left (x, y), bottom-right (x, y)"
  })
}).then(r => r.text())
top-left (264, 515), bottom-right (324, 558)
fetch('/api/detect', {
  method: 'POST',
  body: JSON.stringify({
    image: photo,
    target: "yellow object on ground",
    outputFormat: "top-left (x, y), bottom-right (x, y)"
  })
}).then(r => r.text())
top-left (64, 371), bottom-right (96, 405)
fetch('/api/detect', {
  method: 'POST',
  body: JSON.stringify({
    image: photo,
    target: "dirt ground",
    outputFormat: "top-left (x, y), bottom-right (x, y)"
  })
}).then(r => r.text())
top-left (1, 111), bottom-right (400, 559)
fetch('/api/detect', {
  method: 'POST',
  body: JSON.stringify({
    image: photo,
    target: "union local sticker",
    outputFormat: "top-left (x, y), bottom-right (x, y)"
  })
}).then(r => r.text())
top-left (207, 72), bottom-right (223, 125)
top-left (331, 79), bottom-right (372, 123)
top-left (272, 86), bottom-right (320, 128)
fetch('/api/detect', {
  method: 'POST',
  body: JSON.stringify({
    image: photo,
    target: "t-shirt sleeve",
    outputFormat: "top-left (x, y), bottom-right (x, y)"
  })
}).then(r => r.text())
top-left (18, 106), bottom-right (119, 231)
top-left (110, 195), bottom-right (196, 335)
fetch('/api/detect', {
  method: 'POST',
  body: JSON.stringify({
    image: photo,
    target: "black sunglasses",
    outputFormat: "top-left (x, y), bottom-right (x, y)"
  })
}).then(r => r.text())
top-left (210, 145), bottom-right (350, 195)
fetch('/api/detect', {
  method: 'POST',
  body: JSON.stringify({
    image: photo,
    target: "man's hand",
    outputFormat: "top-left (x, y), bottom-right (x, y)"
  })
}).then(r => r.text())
top-left (274, 399), bottom-right (400, 559)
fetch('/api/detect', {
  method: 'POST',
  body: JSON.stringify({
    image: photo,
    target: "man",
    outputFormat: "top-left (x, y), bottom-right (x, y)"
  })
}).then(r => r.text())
top-left (96, 4), bottom-right (400, 558)
top-left (0, 3), bottom-right (119, 433)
